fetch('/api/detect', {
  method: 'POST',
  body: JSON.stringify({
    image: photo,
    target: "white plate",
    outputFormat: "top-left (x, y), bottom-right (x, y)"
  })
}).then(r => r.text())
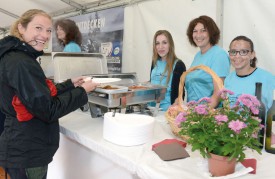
top-left (84, 77), bottom-right (121, 84)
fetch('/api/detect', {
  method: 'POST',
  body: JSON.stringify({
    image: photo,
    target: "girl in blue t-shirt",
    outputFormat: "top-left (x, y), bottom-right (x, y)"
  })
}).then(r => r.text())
top-left (150, 30), bottom-right (186, 111)
top-left (225, 35), bottom-right (275, 111)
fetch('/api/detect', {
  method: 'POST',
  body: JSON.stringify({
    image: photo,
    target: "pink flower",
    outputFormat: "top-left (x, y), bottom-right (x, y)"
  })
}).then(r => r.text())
top-left (259, 124), bottom-right (265, 129)
top-left (228, 120), bottom-right (247, 134)
top-left (175, 112), bottom-right (187, 126)
top-left (219, 89), bottom-right (234, 99)
top-left (237, 94), bottom-right (260, 109)
top-left (252, 132), bottom-right (258, 138)
top-left (215, 115), bottom-right (228, 125)
top-left (194, 104), bottom-right (208, 115)
top-left (176, 88), bottom-right (263, 162)
top-left (252, 116), bottom-right (261, 123)
top-left (187, 101), bottom-right (197, 108)
top-left (250, 106), bottom-right (259, 115)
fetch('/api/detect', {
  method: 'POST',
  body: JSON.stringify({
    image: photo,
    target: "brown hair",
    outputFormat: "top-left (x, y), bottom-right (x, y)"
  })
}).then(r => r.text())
top-left (186, 15), bottom-right (220, 47)
top-left (10, 9), bottom-right (52, 41)
top-left (229, 35), bottom-right (257, 68)
top-left (152, 30), bottom-right (178, 85)
top-left (54, 19), bottom-right (82, 46)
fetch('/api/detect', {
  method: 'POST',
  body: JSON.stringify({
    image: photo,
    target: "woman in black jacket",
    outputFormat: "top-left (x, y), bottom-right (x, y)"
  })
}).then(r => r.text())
top-left (150, 30), bottom-right (186, 111)
top-left (0, 9), bottom-right (98, 179)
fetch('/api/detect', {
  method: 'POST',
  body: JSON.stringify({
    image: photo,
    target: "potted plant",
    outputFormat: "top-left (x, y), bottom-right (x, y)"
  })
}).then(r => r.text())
top-left (175, 89), bottom-right (263, 176)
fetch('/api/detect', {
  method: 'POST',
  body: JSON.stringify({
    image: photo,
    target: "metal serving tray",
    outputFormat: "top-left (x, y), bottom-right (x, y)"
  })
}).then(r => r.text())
top-left (88, 83), bottom-right (166, 108)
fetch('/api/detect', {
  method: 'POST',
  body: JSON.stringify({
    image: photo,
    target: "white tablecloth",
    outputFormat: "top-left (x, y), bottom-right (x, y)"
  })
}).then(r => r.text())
top-left (48, 110), bottom-right (275, 179)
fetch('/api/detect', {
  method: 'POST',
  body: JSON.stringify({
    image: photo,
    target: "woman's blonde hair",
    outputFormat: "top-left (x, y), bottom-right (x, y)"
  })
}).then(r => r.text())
top-left (152, 30), bottom-right (178, 85)
top-left (10, 9), bottom-right (52, 41)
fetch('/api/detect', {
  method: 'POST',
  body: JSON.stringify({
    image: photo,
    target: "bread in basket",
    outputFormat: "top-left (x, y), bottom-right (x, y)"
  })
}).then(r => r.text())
top-left (165, 65), bottom-right (224, 140)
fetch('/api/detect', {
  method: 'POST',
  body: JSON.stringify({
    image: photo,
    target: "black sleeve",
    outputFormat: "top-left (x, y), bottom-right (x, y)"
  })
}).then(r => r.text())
top-left (170, 60), bottom-right (186, 104)
top-left (150, 61), bottom-right (154, 81)
top-left (0, 110), bottom-right (5, 134)
top-left (8, 54), bottom-right (88, 123)
top-left (55, 79), bottom-right (75, 95)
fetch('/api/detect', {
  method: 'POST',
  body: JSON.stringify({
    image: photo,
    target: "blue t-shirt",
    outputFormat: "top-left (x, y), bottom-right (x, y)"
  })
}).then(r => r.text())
top-left (185, 45), bottom-right (230, 102)
top-left (225, 68), bottom-right (275, 110)
top-left (150, 59), bottom-right (178, 111)
top-left (63, 41), bottom-right (81, 52)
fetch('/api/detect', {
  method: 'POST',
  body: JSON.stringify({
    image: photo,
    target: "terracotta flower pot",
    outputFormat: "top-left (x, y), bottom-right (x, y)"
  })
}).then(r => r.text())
top-left (208, 153), bottom-right (236, 177)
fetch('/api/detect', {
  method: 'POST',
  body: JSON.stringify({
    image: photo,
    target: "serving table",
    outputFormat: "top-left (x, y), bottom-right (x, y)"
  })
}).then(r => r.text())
top-left (47, 110), bottom-right (275, 179)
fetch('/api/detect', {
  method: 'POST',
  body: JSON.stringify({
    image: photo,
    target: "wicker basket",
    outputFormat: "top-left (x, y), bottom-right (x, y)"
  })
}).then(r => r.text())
top-left (165, 65), bottom-right (224, 140)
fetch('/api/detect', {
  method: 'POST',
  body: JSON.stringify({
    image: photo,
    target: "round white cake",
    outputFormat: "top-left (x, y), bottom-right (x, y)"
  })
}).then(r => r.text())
top-left (103, 112), bottom-right (155, 146)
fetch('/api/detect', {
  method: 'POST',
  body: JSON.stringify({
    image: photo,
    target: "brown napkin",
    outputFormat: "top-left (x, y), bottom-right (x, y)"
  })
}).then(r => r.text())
top-left (241, 158), bottom-right (257, 174)
top-left (152, 142), bottom-right (190, 161)
top-left (152, 139), bottom-right (187, 150)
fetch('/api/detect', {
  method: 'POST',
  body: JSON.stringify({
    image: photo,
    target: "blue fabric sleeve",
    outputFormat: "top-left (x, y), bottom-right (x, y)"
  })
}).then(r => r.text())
top-left (210, 50), bottom-right (230, 77)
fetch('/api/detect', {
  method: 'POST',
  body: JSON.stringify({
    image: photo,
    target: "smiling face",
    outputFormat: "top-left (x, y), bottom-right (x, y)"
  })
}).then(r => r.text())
top-left (229, 40), bottom-right (255, 75)
top-left (192, 23), bottom-right (211, 53)
top-left (18, 15), bottom-right (52, 51)
top-left (56, 25), bottom-right (66, 41)
top-left (155, 34), bottom-right (170, 60)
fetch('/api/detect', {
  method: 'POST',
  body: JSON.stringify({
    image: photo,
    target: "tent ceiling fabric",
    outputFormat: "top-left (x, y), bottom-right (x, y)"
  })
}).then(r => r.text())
top-left (0, 0), bottom-right (134, 31)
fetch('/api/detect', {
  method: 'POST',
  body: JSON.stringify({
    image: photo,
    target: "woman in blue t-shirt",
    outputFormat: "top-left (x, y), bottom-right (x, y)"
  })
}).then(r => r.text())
top-left (185, 15), bottom-right (230, 108)
top-left (54, 19), bottom-right (82, 52)
top-left (225, 35), bottom-right (275, 111)
top-left (150, 30), bottom-right (186, 111)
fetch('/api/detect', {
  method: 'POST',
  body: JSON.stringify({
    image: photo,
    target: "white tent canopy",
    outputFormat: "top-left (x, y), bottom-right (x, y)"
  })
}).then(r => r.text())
top-left (1, 0), bottom-right (274, 82)
top-left (0, 0), bottom-right (146, 31)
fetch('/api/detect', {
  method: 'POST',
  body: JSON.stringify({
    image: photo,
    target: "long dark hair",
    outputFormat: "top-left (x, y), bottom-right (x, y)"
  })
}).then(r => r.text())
top-left (152, 30), bottom-right (178, 85)
top-left (54, 19), bottom-right (82, 46)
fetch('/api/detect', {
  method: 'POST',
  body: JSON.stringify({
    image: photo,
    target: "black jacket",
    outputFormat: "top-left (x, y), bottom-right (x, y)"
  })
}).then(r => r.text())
top-left (151, 60), bottom-right (186, 104)
top-left (0, 36), bottom-right (88, 168)
top-left (0, 110), bottom-right (4, 135)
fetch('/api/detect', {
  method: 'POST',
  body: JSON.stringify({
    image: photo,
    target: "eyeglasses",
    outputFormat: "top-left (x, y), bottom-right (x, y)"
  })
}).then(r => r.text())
top-left (228, 49), bottom-right (251, 56)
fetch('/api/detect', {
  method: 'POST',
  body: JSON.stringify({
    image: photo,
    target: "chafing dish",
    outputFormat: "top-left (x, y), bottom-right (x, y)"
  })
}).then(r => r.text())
top-left (44, 52), bottom-right (166, 117)
top-left (87, 73), bottom-right (166, 118)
